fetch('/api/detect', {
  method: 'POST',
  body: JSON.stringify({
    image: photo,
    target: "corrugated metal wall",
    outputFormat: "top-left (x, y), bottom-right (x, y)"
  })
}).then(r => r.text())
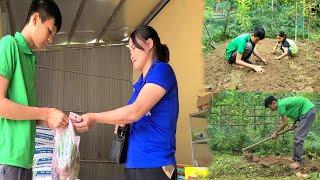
top-left (0, 0), bottom-right (12, 35)
top-left (35, 45), bottom-right (132, 180)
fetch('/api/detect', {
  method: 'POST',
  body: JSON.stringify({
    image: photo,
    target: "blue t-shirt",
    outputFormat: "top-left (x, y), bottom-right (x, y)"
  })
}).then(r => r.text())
top-left (125, 61), bottom-right (179, 168)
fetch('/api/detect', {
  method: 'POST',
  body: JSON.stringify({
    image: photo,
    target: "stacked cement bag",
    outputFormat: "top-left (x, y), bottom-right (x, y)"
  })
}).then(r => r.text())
top-left (33, 126), bottom-right (55, 180)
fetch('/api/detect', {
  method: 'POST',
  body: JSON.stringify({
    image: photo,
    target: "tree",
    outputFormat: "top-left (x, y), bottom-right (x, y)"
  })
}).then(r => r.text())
top-left (203, 0), bottom-right (320, 53)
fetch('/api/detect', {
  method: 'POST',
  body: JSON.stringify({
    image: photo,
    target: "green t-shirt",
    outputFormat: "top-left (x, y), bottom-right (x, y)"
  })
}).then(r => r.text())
top-left (225, 33), bottom-right (252, 61)
top-left (0, 32), bottom-right (37, 169)
top-left (277, 96), bottom-right (315, 120)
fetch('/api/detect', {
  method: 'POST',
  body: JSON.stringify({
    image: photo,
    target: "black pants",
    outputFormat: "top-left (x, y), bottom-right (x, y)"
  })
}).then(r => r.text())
top-left (293, 108), bottom-right (316, 163)
top-left (229, 42), bottom-right (254, 64)
top-left (124, 167), bottom-right (177, 180)
top-left (0, 165), bottom-right (32, 180)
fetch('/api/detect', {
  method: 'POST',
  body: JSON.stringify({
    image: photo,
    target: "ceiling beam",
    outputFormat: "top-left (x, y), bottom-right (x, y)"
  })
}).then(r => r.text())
top-left (35, 41), bottom-right (127, 52)
top-left (141, 0), bottom-right (170, 25)
top-left (67, 0), bottom-right (87, 44)
top-left (95, 0), bottom-right (126, 43)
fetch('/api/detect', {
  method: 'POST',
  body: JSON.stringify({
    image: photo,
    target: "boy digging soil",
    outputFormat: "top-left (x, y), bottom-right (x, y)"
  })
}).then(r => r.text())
top-left (225, 26), bottom-right (267, 74)
top-left (264, 96), bottom-right (316, 170)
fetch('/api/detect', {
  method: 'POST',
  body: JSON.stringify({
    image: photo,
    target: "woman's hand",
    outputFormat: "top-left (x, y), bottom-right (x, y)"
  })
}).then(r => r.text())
top-left (73, 113), bottom-right (96, 132)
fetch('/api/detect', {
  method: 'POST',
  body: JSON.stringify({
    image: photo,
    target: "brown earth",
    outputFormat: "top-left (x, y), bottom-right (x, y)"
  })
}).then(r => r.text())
top-left (243, 152), bottom-right (320, 175)
top-left (204, 38), bottom-right (320, 92)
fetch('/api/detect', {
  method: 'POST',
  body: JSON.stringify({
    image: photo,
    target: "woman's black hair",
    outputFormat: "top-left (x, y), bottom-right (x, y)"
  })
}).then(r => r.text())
top-left (130, 25), bottom-right (169, 63)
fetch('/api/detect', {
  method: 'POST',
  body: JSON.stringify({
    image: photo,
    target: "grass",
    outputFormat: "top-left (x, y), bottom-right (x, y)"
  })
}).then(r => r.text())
top-left (204, 154), bottom-right (320, 180)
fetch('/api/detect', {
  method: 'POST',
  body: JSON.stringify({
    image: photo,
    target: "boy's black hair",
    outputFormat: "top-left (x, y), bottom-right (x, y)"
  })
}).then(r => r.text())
top-left (264, 96), bottom-right (278, 108)
top-left (25, 0), bottom-right (62, 32)
top-left (277, 31), bottom-right (286, 38)
top-left (252, 26), bottom-right (265, 40)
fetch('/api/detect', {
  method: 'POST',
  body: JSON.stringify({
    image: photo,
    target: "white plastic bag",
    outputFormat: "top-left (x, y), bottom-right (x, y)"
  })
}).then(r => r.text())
top-left (52, 112), bottom-right (81, 180)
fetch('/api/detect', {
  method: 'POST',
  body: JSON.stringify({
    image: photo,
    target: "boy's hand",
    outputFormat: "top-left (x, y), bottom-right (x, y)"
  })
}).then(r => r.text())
top-left (253, 65), bottom-right (265, 74)
top-left (47, 122), bottom-right (56, 131)
top-left (291, 124), bottom-right (298, 130)
top-left (73, 113), bottom-right (96, 132)
top-left (271, 132), bottom-right (278, 139)
top-left (261, 58), bottom-right (267, 64)
top-left (45, 108), bottom-right (68, 129)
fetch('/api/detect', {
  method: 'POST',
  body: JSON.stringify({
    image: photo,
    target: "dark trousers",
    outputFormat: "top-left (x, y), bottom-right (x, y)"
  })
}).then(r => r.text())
top-left (229, 42), bottom-right (254, 64)
top-left (293, 108), bottom-right (316, 163)
top-left (124, 167), bottom-right (177, 180)
top-left (0, 165), bottom-right (32, 180)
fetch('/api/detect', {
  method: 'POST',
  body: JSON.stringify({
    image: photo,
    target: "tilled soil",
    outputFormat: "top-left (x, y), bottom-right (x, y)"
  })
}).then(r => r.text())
top-left (243, 152), bottom-right (320, 175)
top-left (204, 38), bottom-right (320, 92)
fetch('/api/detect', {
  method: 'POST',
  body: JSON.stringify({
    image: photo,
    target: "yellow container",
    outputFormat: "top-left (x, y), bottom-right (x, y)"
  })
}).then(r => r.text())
top-left (184, 167), bottom-right (208, 180)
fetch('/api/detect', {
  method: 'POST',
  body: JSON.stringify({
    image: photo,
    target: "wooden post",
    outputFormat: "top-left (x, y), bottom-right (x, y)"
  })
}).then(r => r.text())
top-left (271, 0), bottom-right (274, 31)
top-left (303, 0), bottom-right (306, 39)
top-left (307, 0), bottom-right (311, 61)
top-left (295, 0), bottom-right (298, 42)
top-left (222, 2), bottom-right (231, 38)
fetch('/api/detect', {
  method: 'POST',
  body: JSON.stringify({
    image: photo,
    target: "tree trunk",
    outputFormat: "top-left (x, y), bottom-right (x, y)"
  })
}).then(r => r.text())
top-left (307, 0), bottom-right (311, 61)
top-left (222, 2), bottom-right (231, 38)
top-left (271, 0), bottom-right (274, 32)
top-left (303, 0), bottom-right (306, 39)
top-left (303, 17), bottom-right (305, 38)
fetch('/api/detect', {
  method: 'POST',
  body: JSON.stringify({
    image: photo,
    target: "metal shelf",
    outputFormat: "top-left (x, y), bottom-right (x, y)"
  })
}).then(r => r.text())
top-left (192, 138), bottom-right (209, 144)
top-left (189, 109), bottom-right (209, 119)
top-left (189, 109), bottom-right (210, 167)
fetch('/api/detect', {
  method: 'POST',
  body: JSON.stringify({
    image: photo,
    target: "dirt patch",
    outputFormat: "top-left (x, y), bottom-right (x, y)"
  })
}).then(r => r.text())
top-left (204, 38), bottom-right (320, 92)
top-left (243, 152), bottom-right (320, 175)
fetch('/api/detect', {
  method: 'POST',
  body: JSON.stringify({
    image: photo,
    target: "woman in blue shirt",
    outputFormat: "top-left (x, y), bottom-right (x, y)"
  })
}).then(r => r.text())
top-left (73, 25), bottom-right (179, 180)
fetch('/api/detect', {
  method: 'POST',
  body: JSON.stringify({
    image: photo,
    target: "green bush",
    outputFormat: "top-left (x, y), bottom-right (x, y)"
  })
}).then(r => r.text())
top-left (203, 0), bottom-right (320, 53)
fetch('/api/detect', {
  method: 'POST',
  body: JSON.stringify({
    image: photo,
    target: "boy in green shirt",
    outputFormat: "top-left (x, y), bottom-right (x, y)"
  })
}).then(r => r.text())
top-left (264, 96), bottom-right (316, 170)
top-left (0, 0), bottom-right (68, 179)
top-left (225, 26), bottom-right (267, 74)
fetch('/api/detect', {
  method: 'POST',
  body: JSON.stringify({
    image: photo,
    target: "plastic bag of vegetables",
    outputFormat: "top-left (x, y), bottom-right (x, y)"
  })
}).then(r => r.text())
top-left (52, 112), bottom-right (81, 180)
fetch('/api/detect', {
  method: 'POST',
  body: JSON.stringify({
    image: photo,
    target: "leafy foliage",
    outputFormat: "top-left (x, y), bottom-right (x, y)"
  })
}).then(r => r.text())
top-left (203, 0), bottom-right (320, 53)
